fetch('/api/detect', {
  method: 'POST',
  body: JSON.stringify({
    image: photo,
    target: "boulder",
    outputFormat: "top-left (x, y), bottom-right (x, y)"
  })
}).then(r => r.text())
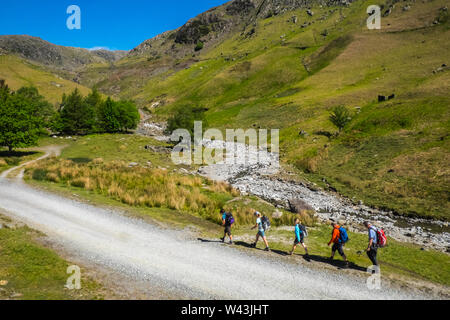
top-left (288, 198), bottom-right (314, 213)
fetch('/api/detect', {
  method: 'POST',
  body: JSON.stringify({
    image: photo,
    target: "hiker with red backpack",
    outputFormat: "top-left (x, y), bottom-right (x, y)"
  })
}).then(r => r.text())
top-left (364, 221), bottom-right (387, 266)
top-left (220, 209), bottom-right (234, 244)
top-left (327, 222), bottom-right (349, 265)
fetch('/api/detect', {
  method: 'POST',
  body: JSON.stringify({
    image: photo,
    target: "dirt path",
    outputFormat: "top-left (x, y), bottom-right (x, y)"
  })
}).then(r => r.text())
top-left (0, 145), bottom-right (65, 179)
top-left (0, 147), bottom-right (439, 300)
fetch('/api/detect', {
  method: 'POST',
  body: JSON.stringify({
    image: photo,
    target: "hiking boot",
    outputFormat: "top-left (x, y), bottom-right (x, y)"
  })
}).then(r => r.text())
top-left (229, 240), bottom-right (233, 245)
top-left (264, 247), bottom-right (271, 252)
top-left (250, 243), bottom-right (256, 248)
top-left (220, 237), bottom-right (225, 243)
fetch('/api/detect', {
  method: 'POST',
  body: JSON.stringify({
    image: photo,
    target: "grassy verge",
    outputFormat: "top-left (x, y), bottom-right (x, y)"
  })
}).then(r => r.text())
top-left (0, 148), bottom-right (43, 174)
top-left (0, 214), bottom-right (107, 300)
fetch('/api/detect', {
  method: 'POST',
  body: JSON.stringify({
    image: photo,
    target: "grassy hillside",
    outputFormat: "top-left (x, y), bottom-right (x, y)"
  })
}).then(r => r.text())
top-left (0, 55), bottom-right (91, 103)
top-left (94, 0), bottom-right (448, 220)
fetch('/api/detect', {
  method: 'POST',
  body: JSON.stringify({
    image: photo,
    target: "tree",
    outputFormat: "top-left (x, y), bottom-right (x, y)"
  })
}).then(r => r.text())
top-left (115, 100), bottom-right (140, 131)
top-left (98, 97), bottom-right (121, 133)
top-left (329, 106), bottom-right (352, 133)
top-left (84, 88), bottom-right (103, 131)
top-left (57, 88), bottom-right (95, 135)
top-left (166, 105), bottom-right (208, 137)
top-left (0, 87), bottom-right (43, 152)
top-left (15, 86), bottom-right (55, 126)
top-left (98, 98), bottom-right (140, 133)
top-left (0, 79), bottom-right (10, 102)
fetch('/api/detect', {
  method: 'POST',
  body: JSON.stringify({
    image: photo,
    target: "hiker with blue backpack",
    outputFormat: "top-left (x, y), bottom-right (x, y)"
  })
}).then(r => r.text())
top-left (289, 218), bottom-right (309, 257)
top-left (251, 211), bottom-right (271, 252)
top-left (220, 209), bottom-right (234, 244)
top-left (328, 222), bottom-right (349, 265)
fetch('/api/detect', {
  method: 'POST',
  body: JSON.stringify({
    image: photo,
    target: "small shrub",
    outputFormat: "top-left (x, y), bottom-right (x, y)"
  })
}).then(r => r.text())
top-left (330, 106), bottom-right (352, 132)
top-left (32, 169), bottom-right (48, 181)
top-left (194, 41), bottom-right (204, 51)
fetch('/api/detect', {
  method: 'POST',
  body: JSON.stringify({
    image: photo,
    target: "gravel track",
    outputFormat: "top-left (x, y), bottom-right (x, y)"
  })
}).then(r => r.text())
top-left (0, 149), bottom-right (433, 300)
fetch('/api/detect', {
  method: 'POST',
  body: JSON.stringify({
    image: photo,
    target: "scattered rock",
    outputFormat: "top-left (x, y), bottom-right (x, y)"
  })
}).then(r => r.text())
top-left (383, 8), bottom-right (392, 17)
top-left (289, 199), bottom-right (314, 213)
top-left (0, 280), bottom-right (8, 286)
top-left (306, 9), bottom-right (314, 17)
top-left (272, 210), bottom-right (283, 219)
top-left (128, 162), bottom-right (139, 168)
top-left (378, 95), bottom-right (386, 102)
top-left (92, 158), bottom-right (104, 164)
top-left (299, 130), bottom-right (308, 137)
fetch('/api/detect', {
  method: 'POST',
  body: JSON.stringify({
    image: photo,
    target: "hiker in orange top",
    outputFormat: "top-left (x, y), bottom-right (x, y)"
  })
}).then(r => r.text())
top-left (328, 222), bottom-right (348, 263)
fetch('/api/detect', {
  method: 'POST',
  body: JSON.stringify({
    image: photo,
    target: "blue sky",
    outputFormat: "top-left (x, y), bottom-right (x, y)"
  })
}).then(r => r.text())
top-left (0, 1), bottom-right (230, 51)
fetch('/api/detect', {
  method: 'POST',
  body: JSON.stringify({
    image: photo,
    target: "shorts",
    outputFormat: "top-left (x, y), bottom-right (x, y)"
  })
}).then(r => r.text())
top-left (224, 226), bottom-right (232, 236)
top-left (294, 237), bottom-right (304, 245)
top-left (332, 243), bottom-right (345, 257)
top-left (257, 230), bottom-right (265, 238)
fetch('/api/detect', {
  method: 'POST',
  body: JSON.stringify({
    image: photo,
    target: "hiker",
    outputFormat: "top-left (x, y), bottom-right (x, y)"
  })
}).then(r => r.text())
top-left (220, 209), bottom-right (234, 244)
top-left (327, 222), bottom-right (348, 263)
top-left (251, 211), bottom-right (270, 251)
top-left (364, 221), bottom-right (379, 266)
top-left (289, 218), bottom-right (309, 256)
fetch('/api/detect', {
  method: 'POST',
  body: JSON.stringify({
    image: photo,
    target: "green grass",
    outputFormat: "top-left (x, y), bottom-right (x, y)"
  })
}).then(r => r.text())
top-left (0, 55), bottom-right (91, 103)
top-left (59, 134), bottom-right (177, 169)
top-left (0, 215), bottom-right (106, 300)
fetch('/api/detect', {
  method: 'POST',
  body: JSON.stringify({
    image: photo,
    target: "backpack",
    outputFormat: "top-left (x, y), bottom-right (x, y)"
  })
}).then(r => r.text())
top-left (339, 227), bottom-right (349, 244)
top-left (261, 216), bottom-right (271, 231)
top-left (225, 213), bottom-right (235, 226)
top-left (299, 224), bottom-right (308, 238)
top-left (373, 227), bottom-right (387, 248)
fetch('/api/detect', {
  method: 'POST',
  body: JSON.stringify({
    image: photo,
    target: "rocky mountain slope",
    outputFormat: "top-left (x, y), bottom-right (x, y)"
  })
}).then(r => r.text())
top-left (0, 35), bottom-right (127, 71)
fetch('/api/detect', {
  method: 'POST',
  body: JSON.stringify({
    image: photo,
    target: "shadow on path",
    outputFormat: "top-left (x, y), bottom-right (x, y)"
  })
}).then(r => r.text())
top-left (199, 239), bottom-right (367, 272)
top-left (300, 254), bottom-right (367, 272)
top-left (197, 238), bottom-right (223, 244)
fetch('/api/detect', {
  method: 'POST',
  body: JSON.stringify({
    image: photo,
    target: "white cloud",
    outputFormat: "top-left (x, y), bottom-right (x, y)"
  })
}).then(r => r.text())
top-left (87, 46), bottom-right (113, 51)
